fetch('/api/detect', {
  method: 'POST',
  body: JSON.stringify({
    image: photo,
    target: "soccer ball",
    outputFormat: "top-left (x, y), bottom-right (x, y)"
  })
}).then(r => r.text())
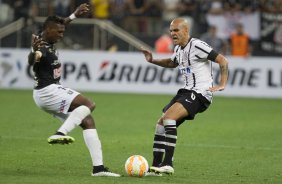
top-left (125, 155), bottom-right (149, 177)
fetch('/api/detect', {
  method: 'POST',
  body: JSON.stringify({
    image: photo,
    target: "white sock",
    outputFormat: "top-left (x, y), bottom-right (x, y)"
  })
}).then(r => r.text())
top-left (83, 129), bottom-right (103, 166)
top-left (58, 105), bottom-right (90, 135)
top-left (155, 124), bottom-right (165, 135)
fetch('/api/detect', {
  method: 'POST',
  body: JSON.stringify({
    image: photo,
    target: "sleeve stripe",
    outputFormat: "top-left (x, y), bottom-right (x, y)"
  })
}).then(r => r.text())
top-left (195, 55), bottom-right (202, 59)
top-left (195, 45), bottom-right (209, 54)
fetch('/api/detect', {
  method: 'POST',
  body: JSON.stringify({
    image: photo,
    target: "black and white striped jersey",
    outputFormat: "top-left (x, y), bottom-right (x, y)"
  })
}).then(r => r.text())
top-left (171, 38), bottom-right (218, 102)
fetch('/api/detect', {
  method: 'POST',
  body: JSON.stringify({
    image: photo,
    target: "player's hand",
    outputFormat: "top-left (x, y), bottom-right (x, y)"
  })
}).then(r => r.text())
top-left (31, 34), bottom-right (46, 51)
top-left (208, 85), bottom-right (225, 92)
top-left (74, 3), bottom-right (89, 17)
top-left (140, 47), bottom-right (153, 63)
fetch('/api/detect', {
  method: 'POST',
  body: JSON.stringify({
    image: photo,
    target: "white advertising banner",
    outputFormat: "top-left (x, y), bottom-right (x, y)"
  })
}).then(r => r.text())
top-left (0, 48), bottom-right (281, 98)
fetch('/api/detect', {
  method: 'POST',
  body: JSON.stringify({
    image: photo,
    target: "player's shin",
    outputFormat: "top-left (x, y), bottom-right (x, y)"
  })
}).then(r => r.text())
top-left (58, 105), bottom-right (90, 135)
top-left (152, 124), bottom-right (165, 166)
top-left (83, 129), bottom-right (104, 167)
top-left (163, 119), bottom-right (177, 166)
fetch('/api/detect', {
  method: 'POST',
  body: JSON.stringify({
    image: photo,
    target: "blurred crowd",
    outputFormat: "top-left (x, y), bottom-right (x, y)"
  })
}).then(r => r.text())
top-left (1, 0), bottom-right (281, 29)
top-left (0, 0), bottom-right (281, 55)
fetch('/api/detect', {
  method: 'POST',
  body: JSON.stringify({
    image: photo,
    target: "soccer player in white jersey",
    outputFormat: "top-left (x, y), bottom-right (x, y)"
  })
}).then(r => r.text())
top-left (141, 17), bottom-right (228, 175)
top-left (28, 4), bottom-right (120, 177)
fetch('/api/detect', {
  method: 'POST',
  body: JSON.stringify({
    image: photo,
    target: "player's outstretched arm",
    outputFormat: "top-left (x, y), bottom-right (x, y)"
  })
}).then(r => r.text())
top-left (28, 34), bottom-right (46, 65)
top-left (209, 54), bottom-right (228, 92)
top-left (64, 3), bottom-right (89, 25)
top-left (140, 47), bottom-right (177, 68)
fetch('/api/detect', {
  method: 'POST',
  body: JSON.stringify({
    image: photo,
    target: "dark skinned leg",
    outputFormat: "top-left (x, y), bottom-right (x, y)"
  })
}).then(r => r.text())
top-left (69, 94), bottom-right (96, 129)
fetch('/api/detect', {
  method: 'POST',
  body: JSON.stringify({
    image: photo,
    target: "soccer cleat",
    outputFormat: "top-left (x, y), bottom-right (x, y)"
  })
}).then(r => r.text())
top-left (47, 135), bottom-right (75, 145)
top-left (145, 169), bottom-right (163, 177)
top-left (91, 167), bottom-right (121, 177)
top-left (150, 165), bottom-right (174, 175)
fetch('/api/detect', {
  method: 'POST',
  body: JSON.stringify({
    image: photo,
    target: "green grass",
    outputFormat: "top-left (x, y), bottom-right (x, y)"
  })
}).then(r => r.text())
top-left (0, 89), bottom-right (281, 184)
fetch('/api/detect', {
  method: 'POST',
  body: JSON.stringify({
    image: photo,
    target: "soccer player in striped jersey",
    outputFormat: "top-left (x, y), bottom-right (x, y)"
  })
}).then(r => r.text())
top-left (28, 4), bottom-right (120, 177)
top-left (141, 17), bottom-right (228, 175)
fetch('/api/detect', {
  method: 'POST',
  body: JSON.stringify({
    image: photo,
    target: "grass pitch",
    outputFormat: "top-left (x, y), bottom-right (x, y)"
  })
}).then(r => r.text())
top-left (0, 89), bottom-right (281, 184)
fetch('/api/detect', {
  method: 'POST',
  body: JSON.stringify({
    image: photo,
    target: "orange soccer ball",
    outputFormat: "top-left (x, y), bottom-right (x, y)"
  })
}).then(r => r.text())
top-left (125, 155), bottom-right (149, 177)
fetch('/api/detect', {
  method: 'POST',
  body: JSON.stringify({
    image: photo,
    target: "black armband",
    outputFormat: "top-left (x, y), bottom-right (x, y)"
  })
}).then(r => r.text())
top-left (207, 50), bottom-right (219, 61)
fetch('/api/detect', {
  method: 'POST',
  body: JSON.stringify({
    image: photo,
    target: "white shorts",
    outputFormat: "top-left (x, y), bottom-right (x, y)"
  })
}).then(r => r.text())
top-left (33, 84), bottom-right (80, 120)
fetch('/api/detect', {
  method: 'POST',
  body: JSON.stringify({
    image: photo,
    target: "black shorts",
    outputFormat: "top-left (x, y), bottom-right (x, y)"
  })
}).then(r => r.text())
top-left (162, 89), bottom-right (211, 126)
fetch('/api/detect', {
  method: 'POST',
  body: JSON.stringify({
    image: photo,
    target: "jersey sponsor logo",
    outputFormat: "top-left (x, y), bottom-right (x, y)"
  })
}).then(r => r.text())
top-left (179, 66), bottom-right (192, 75)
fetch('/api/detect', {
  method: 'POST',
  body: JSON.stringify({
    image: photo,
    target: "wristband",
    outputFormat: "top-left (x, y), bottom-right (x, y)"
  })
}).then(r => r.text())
top-left (31, 47), bottom-right (34, 53)
top-left (69, 13), bottom-right (76, 20)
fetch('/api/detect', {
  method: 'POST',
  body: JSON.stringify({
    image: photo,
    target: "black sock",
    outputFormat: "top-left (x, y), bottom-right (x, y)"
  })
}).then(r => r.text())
top-left (163, 120), bottom-right (177, 166)
top-left (152, 152), bottom-right (164, 167)
top-left (93, 165), bottom-right (105, 173)
top-left (55, 131), bottom-right (65, 136)
top-left (152, 133), bottom-right (165, 166)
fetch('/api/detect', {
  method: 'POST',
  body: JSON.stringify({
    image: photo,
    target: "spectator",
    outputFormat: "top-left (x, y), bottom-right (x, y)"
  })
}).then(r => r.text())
top-left (145, 0), bottom-right (164, 35)
top-left (261, 0), bottom-right (282, 13)
top-left (53, 0), bottom-right (74, 17)
top-left (224, 0), bottom-right (241, 12)
top-left (90, 0), bottom-right (110, 19)
top-left (208, 0), bottom-right (224, 15)
top-left (12, 0), bottom-right (31, 21)
top-left (200, 25), bottom-right (227, 54)
top-left (230, 23), bottom-right (251, 57)
top-left (177, 0), bottom-right (197, 34)
top-left (162, 0), bottom-right (180, 27)
top-left (125, 0), bottom-right (147, 33)
top-left (238, 0), bottom-right (260, 13)
top-left (155, 29), bottom-right (173, 53)
top-left (109, 0), bottom-right (127, 27)
top-left (0, 0), bottom-right (14, 26)
top-left (31, 0), bottom-right (53, 17)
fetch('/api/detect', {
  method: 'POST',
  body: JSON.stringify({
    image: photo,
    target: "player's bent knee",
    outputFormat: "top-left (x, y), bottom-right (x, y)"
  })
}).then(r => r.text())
top-left (88, 101), bottom-right (95, 111)
top-left (80, 116), bottom-right (95, 129)
top-left (162, 115), bottom-right (176, 121)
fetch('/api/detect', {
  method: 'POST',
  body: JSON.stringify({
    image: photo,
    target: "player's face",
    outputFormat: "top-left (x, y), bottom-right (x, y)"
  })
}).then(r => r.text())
top-left (46, 23), bottom-right (65, 43)
top-left (170, 22), bottom-right (189, 46)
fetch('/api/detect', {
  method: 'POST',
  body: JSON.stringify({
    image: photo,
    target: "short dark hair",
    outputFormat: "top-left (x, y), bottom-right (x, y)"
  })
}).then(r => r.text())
top-left (42, 15), bottom-right (65, 30)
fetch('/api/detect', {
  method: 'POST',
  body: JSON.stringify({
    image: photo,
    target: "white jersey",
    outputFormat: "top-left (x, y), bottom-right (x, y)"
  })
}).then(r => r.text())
top-left (171, 38), bottom-right (215, 102)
